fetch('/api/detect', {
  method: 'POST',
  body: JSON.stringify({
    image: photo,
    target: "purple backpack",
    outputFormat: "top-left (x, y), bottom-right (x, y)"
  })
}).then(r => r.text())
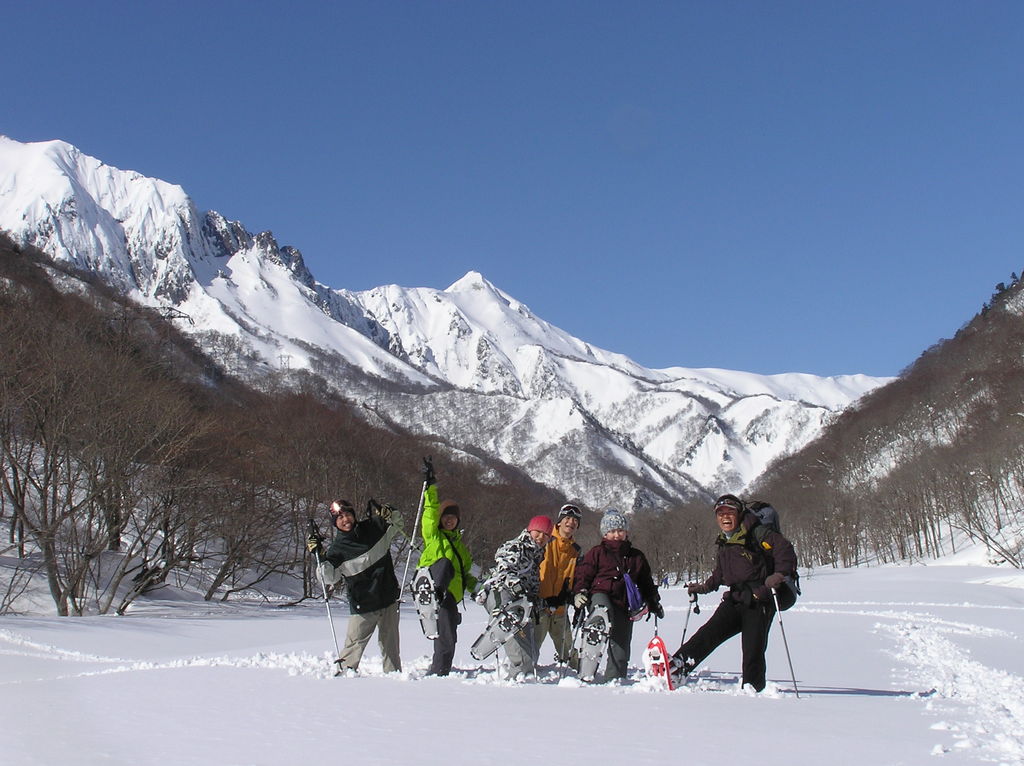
top-left (624, 573), bottom-right (648, 621)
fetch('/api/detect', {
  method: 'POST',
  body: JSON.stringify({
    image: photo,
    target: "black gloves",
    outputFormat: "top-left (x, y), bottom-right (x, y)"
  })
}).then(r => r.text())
top-left (765, 572), bottom-right (786, 589)
top-left (374, 503), bottom-right (394, 522)
top-left (422, 456), bottom-right (436, 487)
top-left (686, 582), bottom-right (708, 595)
top-left (650, 602), bottom-right (665, 620)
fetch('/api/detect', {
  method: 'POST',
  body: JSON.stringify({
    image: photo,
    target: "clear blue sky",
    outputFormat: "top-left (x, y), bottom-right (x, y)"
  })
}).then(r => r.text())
top-left (4, 1), bottom-right (1022, 377)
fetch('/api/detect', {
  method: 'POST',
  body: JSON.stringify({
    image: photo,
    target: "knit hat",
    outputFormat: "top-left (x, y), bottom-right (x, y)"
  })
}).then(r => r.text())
top-left (600, 509), bottom-right (628, 535)
top-left (527, 515), bottom-right (554, 535)
top-left (439, 500), bottom-right (460, 521)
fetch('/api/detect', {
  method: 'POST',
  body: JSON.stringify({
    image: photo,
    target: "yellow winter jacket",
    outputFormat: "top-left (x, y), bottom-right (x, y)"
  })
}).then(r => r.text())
top-left (538, 526), bottom-right (580, 613)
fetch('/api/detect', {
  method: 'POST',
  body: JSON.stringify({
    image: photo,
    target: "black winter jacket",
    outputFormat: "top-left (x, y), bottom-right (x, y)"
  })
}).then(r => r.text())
top-left (703, 511), bottom-right (797, 605)
top-left (323, 517), bottom-right (400, 614)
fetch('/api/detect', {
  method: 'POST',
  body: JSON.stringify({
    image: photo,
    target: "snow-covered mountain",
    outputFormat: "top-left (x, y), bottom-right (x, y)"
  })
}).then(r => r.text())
top-left (0, 136), bottom-right (889, 508)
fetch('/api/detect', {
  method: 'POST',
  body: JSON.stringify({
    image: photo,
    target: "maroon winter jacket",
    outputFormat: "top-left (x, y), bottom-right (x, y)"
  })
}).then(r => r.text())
top-left (703, 511), bottom-right (797, 604)
top-left (574, 538), bottom-right (660, 612)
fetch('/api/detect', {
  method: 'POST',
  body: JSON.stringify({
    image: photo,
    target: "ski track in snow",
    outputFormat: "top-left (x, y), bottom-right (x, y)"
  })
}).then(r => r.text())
top-left (788, 599), bottom-right (1024, 761)
top-left (878, 619), bottom-right (1024, 763)
top-left (795, 607), bottom-right (1019, 639)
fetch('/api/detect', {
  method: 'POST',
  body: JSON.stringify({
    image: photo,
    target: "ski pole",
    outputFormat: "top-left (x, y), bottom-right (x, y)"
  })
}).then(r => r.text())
top-left (771, 587), bottom-right (800, 698)
top-left (308, 519), bottom-right (343, 673)
top-left (399, 480), bottom-right (428, 599)
top-left (569, 604), bottom-right (586, 669)
top-left (680, 590), bottom-right (699, 647)
top-left (557, 607), bottom-right (573, 679)
top-left (529, 617), bottom-right (539, 682)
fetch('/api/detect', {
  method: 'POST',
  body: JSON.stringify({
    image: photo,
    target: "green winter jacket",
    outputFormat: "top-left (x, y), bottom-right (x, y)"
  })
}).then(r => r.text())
top-left (416, 484), bottom-right (477, 601)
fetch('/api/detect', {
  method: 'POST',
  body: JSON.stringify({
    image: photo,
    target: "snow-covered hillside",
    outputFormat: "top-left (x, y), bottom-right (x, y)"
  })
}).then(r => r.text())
top-left (1, 559), bottom-right (1022, 765)
top-left (0, 135), bottom-right (889, 507)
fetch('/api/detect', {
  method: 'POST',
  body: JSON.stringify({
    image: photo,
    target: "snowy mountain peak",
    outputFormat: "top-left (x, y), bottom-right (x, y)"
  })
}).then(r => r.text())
top-left (446, 270), bottom-right (492, 292)
top-left (0, 135), bottom-right (891, 507)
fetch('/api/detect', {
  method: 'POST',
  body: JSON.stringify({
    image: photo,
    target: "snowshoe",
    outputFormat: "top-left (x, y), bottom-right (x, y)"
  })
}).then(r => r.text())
top-left (668, 654), bottom-right (695, 687)
top-left (642, 634), bottom-right (674, 690)
top-left (576, 604), bottom-right (610, 682)
top-left (470, 594), bottom-right (533, 661)
top-left (412, 567), bottom-right (440, 639)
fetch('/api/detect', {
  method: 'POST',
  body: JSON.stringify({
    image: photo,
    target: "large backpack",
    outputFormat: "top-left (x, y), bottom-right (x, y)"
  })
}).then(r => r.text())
top-left (746, 500), bottom-right (800, 611)
top-left (747, 500), bottom-right (782, 534)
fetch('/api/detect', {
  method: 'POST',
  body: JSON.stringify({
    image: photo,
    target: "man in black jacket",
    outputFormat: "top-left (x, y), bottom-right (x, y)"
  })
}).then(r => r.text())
top-left (308, 500), bottom-right (402, 673)
top-left (670, 494), bottom-right (797, 692)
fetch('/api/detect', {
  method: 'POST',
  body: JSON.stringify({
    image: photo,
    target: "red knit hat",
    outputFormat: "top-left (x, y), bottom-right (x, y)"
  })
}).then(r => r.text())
top-left (527, 515), bottom-right (554, 535)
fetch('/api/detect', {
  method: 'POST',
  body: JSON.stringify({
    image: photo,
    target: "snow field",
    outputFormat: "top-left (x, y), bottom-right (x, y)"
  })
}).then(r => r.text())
top-left (1, 564), bottom-right (1022, 765)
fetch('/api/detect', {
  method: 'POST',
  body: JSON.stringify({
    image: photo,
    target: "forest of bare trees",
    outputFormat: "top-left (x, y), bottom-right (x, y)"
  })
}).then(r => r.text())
top-left (4, 233), bottom-right (1022, 616)
top-left (0, 238), bottom-right (562, 615)
top-left (751, 274), bottom-right (1024, 570)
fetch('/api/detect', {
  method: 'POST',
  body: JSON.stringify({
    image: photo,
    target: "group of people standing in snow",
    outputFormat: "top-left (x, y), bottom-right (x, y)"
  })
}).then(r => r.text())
top-left (306, 459), bottom-right (798, 691)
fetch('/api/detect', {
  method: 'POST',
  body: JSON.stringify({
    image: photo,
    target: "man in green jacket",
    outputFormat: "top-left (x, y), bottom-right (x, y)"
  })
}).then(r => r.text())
top-left (416, 459), bottom-right (477, 676)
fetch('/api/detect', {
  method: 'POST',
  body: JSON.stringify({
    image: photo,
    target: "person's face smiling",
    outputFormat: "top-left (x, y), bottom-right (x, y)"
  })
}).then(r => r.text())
top-left (716, 508), bottom-right (739, 534)
top-left (332, 503), bottom-right (356, 532)
top-left (557, 515), bottom-right (579, 540)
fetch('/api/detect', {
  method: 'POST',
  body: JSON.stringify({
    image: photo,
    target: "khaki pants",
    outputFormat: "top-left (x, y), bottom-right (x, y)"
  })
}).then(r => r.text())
top-left (535, 607), bottom-right (579, 669)
top-left (338, 602), bottom-right (401, 673)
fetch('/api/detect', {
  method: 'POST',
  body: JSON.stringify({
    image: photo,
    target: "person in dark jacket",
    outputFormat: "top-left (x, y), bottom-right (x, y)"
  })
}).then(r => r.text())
top-left (307, 499), bottom-right (402, 673)
top-left (670, 494), bottom-right (798, 692)
top-left (573, 509), bottom-right (663, 681)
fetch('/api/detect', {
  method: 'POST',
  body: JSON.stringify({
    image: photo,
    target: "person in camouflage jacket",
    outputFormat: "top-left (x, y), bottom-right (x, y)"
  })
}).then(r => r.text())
top-left (475, 515), bottom-right (554, 677)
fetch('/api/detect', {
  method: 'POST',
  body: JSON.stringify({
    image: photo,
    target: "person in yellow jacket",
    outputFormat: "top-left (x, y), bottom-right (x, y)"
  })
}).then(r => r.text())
top-left (534, 503), bottom-right (583, 669)
top-left (416, 458), bottom-right (477, 676)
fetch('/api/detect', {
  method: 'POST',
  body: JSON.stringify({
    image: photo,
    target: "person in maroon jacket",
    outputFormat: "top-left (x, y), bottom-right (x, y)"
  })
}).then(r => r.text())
top-left (670, 494), bottom-right (798, 692)
top-left (573, 509), bottom-right (662, 681)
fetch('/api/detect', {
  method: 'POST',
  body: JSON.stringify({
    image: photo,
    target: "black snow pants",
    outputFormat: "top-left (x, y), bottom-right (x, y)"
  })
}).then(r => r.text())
top-left (674, 593), bottom-right (775, 691)
top-left (426, 558), bottom-right (461, 676)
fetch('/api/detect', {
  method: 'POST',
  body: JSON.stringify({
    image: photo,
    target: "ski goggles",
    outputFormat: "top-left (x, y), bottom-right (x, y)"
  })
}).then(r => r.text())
top-left (558, 504), bottom-right (582, 520)
top-left (713, 498), bottom-right (743, 514)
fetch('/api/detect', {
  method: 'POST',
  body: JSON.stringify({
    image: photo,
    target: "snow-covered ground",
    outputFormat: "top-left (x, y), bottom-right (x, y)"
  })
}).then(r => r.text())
top-left (2, 559), bottom-right (1023, 766)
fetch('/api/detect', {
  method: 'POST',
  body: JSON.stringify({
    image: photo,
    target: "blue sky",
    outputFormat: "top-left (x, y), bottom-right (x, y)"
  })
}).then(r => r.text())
top-left (4, 1), bottom-right (1022, 376)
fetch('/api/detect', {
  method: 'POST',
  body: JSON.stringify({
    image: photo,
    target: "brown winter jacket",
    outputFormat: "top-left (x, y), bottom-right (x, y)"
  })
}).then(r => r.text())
top-left (703, 511), bottom-right (797, 605)
top-left (574, 538), bottom-right (660, 613)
